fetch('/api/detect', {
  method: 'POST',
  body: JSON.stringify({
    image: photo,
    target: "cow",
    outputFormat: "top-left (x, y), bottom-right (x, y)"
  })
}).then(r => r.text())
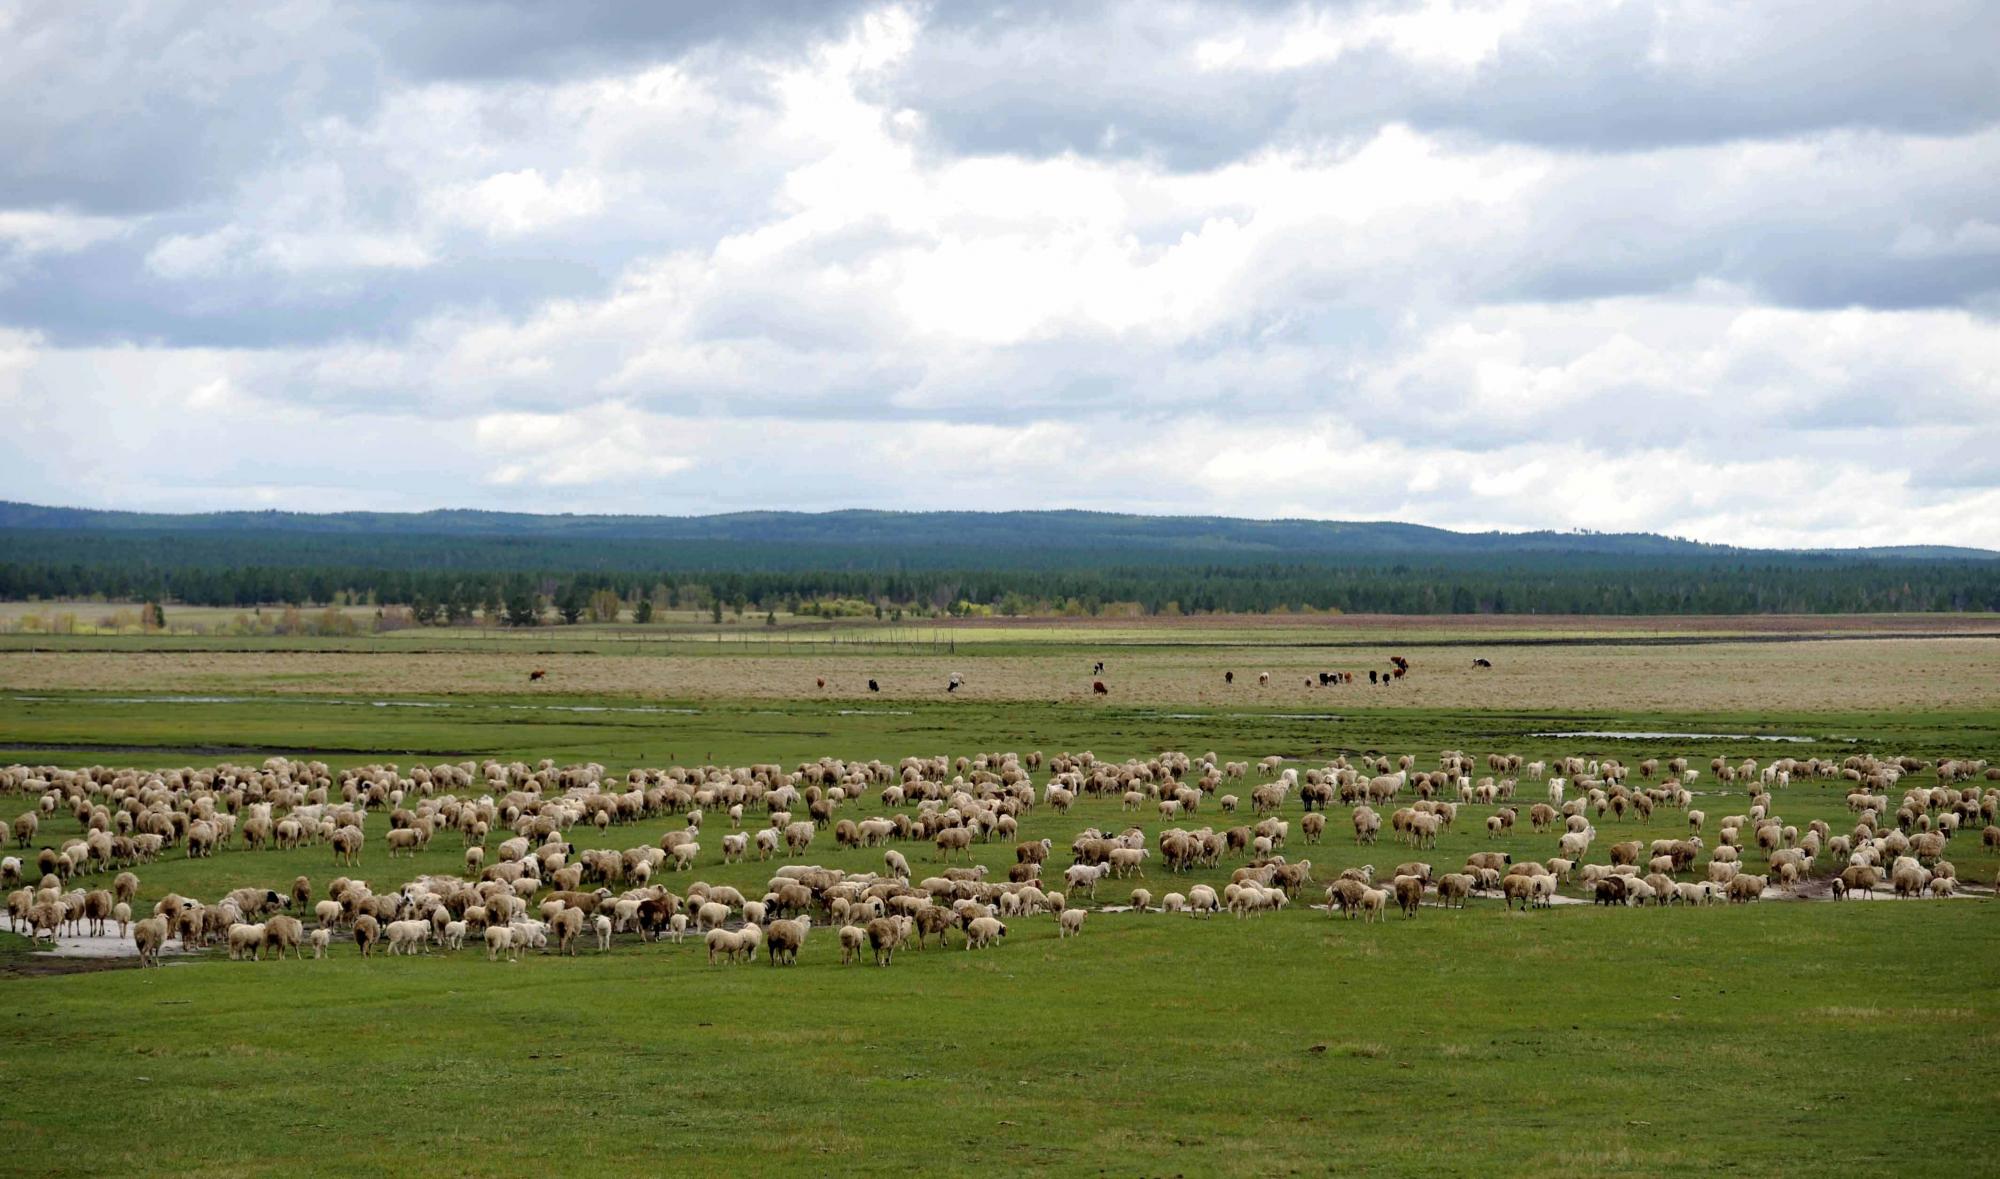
top-left (528, 669), bottom-right (546, 682)
top-left (1473, 658), bottom-right (1492, 668)
top-left (868, 679), bottom-right (880, 693)
top-left (1092, 681), bottom-right (1108, 696)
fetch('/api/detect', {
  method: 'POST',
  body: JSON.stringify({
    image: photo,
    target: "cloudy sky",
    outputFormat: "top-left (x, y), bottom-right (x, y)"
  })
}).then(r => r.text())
top-left (3, 1), bottom-right (1997, 547)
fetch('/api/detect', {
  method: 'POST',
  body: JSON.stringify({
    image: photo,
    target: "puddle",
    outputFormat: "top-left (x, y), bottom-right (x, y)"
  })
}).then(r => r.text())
top-left (1532, 730), bottom-right (1826, 743)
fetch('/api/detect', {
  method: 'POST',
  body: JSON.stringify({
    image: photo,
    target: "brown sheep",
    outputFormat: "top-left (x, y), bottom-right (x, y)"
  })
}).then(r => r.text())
top-left (1393, 874), bottom-right (1424, 917)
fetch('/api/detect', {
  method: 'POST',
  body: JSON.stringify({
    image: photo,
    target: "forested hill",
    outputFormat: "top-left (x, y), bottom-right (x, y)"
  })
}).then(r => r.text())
top-left (3, 502), bottom-right (1993, 559)
top-left (1, 502), bottom-right (1996, 615)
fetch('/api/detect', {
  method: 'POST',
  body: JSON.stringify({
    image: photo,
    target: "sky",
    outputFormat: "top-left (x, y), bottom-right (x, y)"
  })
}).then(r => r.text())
top-left (2, 0), bottom-right (1997, 548)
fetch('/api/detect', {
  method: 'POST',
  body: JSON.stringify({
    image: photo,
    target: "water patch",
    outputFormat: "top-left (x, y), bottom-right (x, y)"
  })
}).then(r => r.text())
top-left (836, 709), bottom-right (915, 716)
top-left (1532, 730), bottom-right (1822, 743)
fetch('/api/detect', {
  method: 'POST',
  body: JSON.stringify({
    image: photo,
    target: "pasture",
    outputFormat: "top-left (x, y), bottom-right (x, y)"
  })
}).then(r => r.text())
top-left (1, 617), bottom-right (1997, 1177)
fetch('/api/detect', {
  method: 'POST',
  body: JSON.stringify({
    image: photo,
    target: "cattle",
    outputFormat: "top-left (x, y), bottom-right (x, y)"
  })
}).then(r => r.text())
top-left (1473, 658), bottom-right (1492, 668)
top-left (528, 669), bottom-right (546, 682)
top-left (868, 679), bottom-right (880, 693)
top-left (1092, 681), bottom-right (1109, 696)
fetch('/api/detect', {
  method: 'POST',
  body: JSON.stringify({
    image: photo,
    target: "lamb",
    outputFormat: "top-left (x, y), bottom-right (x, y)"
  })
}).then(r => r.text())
top-left (593, 913), bottom-right (613, 951)
top-left (1162, 892), bottom-right (1187, 913)
top-left (885, 849), bottom-right (911, 879)
top-left (1058, 908), bottom-right (1087, 938)
top-left (1130, 888), bottom-right (1152, 911)
top-left (1357, 887), bottom-right (1389, 923)
top-left (311, 927), bottom-right (333, 958)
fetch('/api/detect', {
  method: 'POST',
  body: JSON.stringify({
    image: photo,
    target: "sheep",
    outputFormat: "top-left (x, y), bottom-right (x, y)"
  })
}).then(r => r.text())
top-left (265, 915), bottom-right (305, 960)
top-left (1727, 874), bottom-right (1768, 903)
top-left (485, 924), bottom-right (518, 961)
top-left (1130, 888), bottom-right (1152, 911)
top-left (353, 913), bottom-right (380, 957)
top-left (1393, 874), bottom-right (1424, 917)
top-left (1057, 908), bottom-right (1087, 938)
top-left (965, 916), bottom-right (1007, 949)
top-left (1188, 884), bottom-right (1220, 917)
top-left (704, 927), bottom-right (750, 964)
top-left (593, 913), bottom-right (613, 952)
top-left (885, 849), bottom-right (911, 879)
top-left (765, 915), bottom-right (811, 965)
top-left (552, 907), bottom-right (585, 955)
top-left (866, 916), bottom-right (910, 965)
top-left (385, 918), bottom-right (430, 955)
top-left (1162, 892), bottom-right (1186, 913)
top-left (1357, 887), bottom-right (1389, 923)
top-left (227, 922), bottom-right (268, 961)
top-left (310, 927), bottom-right (332, 958)
top-left (133, 915), bottom-right (169, 967)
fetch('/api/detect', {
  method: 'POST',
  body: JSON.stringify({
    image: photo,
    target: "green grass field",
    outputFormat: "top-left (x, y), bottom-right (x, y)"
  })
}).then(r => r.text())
top-left (1, 625), bottom-right (1997, 1176)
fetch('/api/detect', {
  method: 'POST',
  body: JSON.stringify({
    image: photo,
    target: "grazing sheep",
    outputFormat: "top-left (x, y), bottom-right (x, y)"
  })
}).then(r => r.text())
top-left (353, 913), bottom-right (380, 957)
top-left (1130, 888), bottom-right (1152, 911)
top-left (1057, 908), bottom-right (1087, 938)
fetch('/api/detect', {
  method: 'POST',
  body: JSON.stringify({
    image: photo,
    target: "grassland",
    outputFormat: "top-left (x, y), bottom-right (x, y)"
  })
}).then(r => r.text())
top-left (1, 616), bottom-right (1997, 1176)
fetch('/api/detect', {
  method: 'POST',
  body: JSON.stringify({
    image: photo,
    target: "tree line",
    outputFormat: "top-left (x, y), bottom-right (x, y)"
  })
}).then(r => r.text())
top-left (2, 546), bottom-right (1996, 618)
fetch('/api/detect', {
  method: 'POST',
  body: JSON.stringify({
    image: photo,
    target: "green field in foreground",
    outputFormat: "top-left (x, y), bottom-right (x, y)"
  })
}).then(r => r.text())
top-left (0, 687), bottom-right (1996, 1176)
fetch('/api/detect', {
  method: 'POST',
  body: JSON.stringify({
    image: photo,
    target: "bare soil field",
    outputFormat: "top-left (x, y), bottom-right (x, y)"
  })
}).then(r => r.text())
top-left (5, 633), bottom-right (1996, 713)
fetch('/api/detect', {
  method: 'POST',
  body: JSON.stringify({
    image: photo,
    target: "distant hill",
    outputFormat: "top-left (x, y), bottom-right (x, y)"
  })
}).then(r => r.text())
top-left (4, 501), bottom-right (1988, 560)
top-left (3, 501), bottom-right (1995, 615)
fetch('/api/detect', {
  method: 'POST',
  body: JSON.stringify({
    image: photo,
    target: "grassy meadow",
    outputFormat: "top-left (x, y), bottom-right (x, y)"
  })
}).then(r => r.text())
top-left (0, 616), bottom-right (1997, 1176)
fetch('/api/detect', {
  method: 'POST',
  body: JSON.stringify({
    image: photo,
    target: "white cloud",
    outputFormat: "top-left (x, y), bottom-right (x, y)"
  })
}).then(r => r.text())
top-left (0, 2), bottom-right (1995, 549)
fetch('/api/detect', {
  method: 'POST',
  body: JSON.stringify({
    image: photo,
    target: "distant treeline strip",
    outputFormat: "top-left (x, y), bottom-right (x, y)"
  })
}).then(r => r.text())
top-left (2, 530), bottom-right (1997, 615)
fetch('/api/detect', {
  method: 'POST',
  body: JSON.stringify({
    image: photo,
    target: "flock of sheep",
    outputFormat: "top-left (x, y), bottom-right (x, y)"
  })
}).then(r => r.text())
top-left (3, 746), bottom-right (1995, 969)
